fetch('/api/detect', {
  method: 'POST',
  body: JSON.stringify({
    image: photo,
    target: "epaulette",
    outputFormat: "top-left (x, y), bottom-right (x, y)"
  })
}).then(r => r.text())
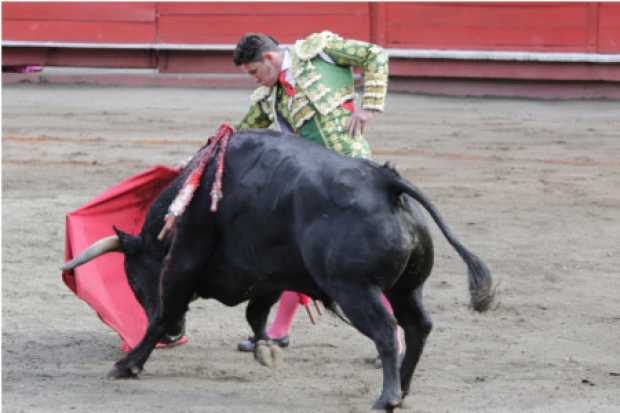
top-left (294, 31), bottom-right (339, 61)
top-left (250, 86), bottom-right (272, 104)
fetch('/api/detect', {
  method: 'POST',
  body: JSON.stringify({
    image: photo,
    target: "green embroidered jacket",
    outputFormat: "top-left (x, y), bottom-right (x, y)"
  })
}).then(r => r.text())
top-left (236, 31), bottom-right (389, 159)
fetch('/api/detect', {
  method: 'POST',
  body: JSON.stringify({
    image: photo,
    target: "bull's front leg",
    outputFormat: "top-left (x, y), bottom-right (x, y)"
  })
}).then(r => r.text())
top-left (109, 319), bottom-right (167, 378)
top-left (110, 294), bottom-right (193, 378)
top-left (111, 230), bottom-right (208, 378)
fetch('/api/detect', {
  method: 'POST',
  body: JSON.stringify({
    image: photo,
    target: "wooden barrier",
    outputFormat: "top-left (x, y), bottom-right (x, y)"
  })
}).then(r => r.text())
top-left (2, 2), bottom-right (619, 92)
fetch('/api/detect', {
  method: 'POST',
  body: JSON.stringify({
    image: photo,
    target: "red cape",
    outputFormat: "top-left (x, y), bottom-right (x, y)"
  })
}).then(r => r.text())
top-left (63, 165), bottom-right (187, 351)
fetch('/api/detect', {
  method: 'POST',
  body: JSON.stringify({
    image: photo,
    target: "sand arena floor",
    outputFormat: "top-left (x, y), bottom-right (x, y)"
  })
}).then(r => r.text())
top-left (2, 84), bottom-right (619, 412)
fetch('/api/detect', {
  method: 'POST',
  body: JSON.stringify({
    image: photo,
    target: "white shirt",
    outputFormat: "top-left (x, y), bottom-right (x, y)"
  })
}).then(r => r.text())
top-left (281, 50), bottom-right (295, 86)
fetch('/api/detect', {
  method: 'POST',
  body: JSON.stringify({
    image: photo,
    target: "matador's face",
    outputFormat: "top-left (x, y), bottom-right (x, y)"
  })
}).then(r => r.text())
top-left (241, 52), bottom-right (281, 88)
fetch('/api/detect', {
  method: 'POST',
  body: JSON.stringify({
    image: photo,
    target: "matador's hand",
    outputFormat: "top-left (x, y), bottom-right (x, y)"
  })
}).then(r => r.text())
top-left (346, 109), bottom-right (375, 139)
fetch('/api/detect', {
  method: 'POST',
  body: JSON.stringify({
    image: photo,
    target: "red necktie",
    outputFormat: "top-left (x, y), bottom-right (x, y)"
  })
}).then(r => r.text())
top-left (341, 100), bottom-right (356, 113)
top-left (278, 71), bottom-right (296, 97)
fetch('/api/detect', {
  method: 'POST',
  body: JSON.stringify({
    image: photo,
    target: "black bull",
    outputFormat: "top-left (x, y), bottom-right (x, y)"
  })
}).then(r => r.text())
top-left (63, 129), bottom-right (494, 410)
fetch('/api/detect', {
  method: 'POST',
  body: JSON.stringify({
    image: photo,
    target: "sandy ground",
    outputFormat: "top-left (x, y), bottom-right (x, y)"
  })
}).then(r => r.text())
top-left (2, 84), bottom-right (620, 412)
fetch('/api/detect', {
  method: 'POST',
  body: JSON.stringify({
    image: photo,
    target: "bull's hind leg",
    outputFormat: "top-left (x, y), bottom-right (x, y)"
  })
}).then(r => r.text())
top-left (111, 232), bottom-right (212, 378)
top-left (330, 284), bottom-right (402, 410)
top-left (243, 293), bottom-right (283, 367)
top-left (387, 287), bottom-right (433, 398)
top-left (245, 293), bottom-right (281, 343)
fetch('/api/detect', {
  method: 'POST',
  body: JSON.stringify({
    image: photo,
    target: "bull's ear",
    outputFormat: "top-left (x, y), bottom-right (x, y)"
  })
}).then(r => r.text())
top-left (113, 226), bottom-right (142, 256)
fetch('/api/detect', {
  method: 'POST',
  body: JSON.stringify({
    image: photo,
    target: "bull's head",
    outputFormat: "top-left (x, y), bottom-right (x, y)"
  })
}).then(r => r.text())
top-left (61, 227), bottom-right (163, 319)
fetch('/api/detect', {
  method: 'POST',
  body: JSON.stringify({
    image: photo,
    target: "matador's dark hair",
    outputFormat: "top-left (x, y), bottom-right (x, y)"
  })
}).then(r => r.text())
top-left (233, 33), bottom-right (281, 66)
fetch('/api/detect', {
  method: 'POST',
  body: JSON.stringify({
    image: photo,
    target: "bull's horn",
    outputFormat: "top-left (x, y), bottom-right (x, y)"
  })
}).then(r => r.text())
top-left (61, 235), bottom-right (121, 272)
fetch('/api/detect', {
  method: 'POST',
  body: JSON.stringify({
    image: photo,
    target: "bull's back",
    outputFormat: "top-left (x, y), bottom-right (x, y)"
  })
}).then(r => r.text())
top-left (223, 129), bottom-right (393, 223)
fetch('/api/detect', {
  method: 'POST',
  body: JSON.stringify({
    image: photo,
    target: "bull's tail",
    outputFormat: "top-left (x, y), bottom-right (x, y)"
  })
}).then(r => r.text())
top-left (386, 168), bottom-right (495, 312)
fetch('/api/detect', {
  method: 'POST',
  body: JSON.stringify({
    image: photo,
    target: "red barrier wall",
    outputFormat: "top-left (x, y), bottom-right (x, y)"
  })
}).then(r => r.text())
top-left (157, 2), bottom-right (370, 44)
top-left (384, 2), bottom-right (600, 52)
top-left (2, 2), bottom-right (157, 43)
top-left (1, 2), bottom-right (371, 45)
top-left (4, 2), bottom-right (619, 52)
top-left (2, 2), bottom-right (619, 86)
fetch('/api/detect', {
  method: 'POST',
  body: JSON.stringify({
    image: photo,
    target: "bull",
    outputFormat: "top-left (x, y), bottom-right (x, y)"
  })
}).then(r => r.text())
top-left (62, 129), bottom-right (495, 410)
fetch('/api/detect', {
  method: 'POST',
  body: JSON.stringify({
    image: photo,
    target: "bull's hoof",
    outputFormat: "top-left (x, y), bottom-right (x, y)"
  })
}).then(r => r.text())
top-left (372, 394), bottom-right (402, 411)
top-left (108, 362), bottom-right (142, 379)
top-left (269, 343), bottom-right (283, 368)
top-left (254, 341), bottom-right (273, 368)
top-left (253, 340), bottom-right (284, 368)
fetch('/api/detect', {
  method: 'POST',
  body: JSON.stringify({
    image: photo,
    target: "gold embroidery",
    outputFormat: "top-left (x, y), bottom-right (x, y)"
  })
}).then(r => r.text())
top-left (294, 108), bottom-right (316, 129)
top-left (294, 31), bottom-right (334, 60)
top-left (250, 86), bottom-right (272, 104)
